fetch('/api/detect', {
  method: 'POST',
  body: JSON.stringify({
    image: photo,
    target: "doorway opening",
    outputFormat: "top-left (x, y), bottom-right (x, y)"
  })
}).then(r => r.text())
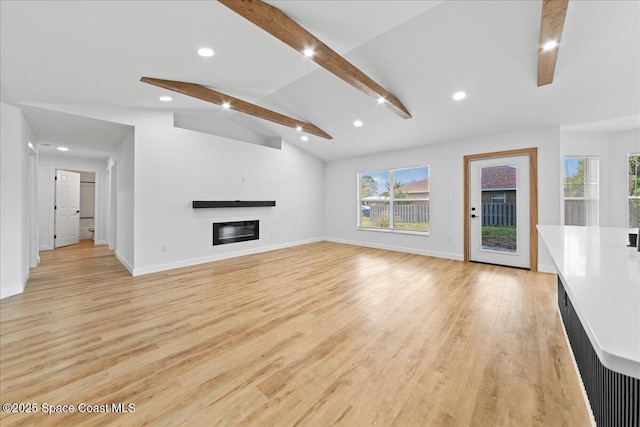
top-left (464, 148), bottom-right (538, 271)
top-left (54, 169), bottom-right (96, 248)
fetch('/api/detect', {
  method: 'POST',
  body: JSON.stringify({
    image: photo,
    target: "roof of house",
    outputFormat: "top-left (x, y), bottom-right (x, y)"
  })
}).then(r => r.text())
top-left (481, 165), bottom-right (516, 190)
top-left (400, 178), bottom-right (429, 193)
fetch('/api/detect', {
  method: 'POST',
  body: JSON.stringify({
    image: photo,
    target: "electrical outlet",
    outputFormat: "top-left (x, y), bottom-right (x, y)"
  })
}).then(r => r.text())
top-left (161, 244), bottom-right (168, 252)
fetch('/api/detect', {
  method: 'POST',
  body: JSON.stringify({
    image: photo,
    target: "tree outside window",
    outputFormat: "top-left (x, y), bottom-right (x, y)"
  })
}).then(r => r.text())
top-left (629, 154), bottom-right (640, 229)
top-left (564, 157), bottom-right (599, 226)
top-left (358, 166), bottom-right (429, 233)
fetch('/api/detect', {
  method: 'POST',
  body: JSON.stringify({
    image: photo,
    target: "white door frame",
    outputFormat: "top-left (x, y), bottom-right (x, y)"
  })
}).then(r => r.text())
top-left (45, 166), bottom-right (106, 250)
top-left (464, 148), bottom-right (538, 271)
top-left (54, 169), bottom-right (81, 248)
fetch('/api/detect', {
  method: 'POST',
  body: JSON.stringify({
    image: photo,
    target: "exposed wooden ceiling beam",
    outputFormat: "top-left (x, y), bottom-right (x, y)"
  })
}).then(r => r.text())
top-left (219, 0), bottom-right (412, 120)
top-left (140, 77), bottom-right (332, 140)
top-left (537, 0), bottom-right (569, 86)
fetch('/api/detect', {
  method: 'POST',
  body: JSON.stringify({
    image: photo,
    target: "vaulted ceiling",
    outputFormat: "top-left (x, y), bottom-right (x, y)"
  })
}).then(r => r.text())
top-left (1, 1), bottom-right (638, 161)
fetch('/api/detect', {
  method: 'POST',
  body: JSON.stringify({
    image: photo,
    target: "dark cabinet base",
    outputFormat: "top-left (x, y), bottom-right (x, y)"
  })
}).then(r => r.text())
top-left (558, 278), bottom-right (639, 427)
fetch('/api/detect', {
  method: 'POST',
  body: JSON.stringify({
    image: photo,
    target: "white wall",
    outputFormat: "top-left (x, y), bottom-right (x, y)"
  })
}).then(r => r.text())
top-left (1, 101), bottom-right (33, 298)
top-left (37, 153), bottom-right (108, 250)
top-left (8, 100), bottom-right (636, 282)
top-left (324, 126), bottom-right (561, 272)
top-left (607, 130), bottom-right (640, 228)
top-left (560, 129), bottom-right (640, 228)
top-left (21, 116), bottom-right (32, 285)
top-left (113, 131), bottom-right (135, 273)
top-left (21, 106), bottom-right (326, 275)
top-left (28, 145), bottom-right (38, 268)
top-left (94, 169), bottom-right (109, 245)
top-left (132, 112), bottom-right (325, 275)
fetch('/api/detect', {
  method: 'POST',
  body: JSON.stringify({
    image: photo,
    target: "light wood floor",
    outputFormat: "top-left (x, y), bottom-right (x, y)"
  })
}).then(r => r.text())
top-left (0, 241), bottom-right (590, 426)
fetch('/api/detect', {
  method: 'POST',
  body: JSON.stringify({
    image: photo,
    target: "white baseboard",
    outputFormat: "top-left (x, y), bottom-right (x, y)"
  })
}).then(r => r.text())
top-left (0, 284), bottom-right (23, 299)
top-left (39, 245), bottom-right (52, 251)
top-left (0, 273), bottom-right (27, 299)
top-left (115, 250), bottom-right (134, 275)
top-left (325, 237), bottom-right (464, 261)
top-left (132, 238), bottom-right (325, 276)
top-left (95, 239), bottom-right (107, 245)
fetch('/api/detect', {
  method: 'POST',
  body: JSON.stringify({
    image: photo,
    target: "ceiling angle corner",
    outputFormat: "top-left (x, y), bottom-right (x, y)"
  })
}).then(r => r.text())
top-left (218, 0), bottom-right (412, 120)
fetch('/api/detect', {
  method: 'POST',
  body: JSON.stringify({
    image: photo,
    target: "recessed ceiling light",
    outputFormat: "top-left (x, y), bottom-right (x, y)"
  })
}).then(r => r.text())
top-left (197, 47), bottom-right (215, 57)
top-left (301, 136), bottom-right (309, 142)
top-left (159, 96), bottom-right (172, 102)
top-left (57, 146), bottom-right (69, 152)
top-left (377, 97), bottom-right (386, 105)
top-left (353, 120), bottom-right (363, 127)
top-left (452, 91), bottom-right (467, 101)
top-left (303, 48), bottom-right (315, 57)
top-left (222, 102), bottom-right (231, 109)
top-left (296, 126), bottom-right (302, 132)
top-left (542, 40), bottom-right (558, 51)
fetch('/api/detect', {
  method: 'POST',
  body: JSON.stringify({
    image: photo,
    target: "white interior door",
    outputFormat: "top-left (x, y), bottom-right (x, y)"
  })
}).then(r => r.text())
top-left (470, 155), bottom-right (530, 268)
top-left (55, 169), bottom-right (80, 248)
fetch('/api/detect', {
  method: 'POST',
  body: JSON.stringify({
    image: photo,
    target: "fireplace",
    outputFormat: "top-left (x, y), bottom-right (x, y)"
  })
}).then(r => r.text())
top-left (213, 220), bottom-right (259, 245)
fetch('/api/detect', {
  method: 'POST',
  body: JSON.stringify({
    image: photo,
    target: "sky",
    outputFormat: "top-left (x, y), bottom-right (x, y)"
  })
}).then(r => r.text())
top-left (362, 166), bottom-right (429, 195)
top-left (564, 158), bottom-right (581, 177)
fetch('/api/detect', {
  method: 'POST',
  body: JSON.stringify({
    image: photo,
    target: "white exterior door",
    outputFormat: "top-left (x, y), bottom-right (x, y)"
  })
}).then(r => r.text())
top-left (55, 170), bottom-right (80, 248)
top-left (470, 155), bottom-right (530, 268)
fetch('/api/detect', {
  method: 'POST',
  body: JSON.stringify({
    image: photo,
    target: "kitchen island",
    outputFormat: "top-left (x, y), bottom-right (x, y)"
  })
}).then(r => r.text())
top-left (538, 225), bottom-right (639, 426)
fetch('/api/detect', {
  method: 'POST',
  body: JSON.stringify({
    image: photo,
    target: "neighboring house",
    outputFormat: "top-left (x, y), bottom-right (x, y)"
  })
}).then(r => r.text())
top-left (361, 195), bottom-right (389, 205)
top-left (360, 178), bottom-right (429, 205)
top-left (481, 165), bottom-right (516, 203)
top-left (360, 179), bottom-right (429, 221)
top-left (399, 178), bottom-right (429, 200)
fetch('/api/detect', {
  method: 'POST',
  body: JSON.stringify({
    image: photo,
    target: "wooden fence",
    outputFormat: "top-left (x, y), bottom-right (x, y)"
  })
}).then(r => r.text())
top-left (564, 200), bottom-right (586, 226)
top-left (482, 202), bottom-right (516, 226)
top-left (369, 202), bottom-right (429, 223)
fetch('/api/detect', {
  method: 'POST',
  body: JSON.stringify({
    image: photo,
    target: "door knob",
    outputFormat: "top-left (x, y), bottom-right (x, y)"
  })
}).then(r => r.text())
top-left (76, 210), bottom-right (80, 213)
top-left (471, 214), bottom-right (477, 218)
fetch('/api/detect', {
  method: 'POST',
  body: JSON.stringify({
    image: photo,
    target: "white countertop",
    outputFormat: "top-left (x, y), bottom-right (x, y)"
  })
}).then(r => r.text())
top-left (538, 225), bottom-right (640, 379)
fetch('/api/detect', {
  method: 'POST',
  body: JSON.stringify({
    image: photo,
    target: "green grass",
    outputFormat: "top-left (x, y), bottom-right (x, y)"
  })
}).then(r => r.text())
top-left (482, 226), bottom-right (516, 239)
top-left (360, 217), bottom-right (429, 232)
top-left (360, 217), bottom-right (387, 228)
top-left (482, 226), bottom-right (516, 250)
top-left (394, 222), bottom-right (430, 232)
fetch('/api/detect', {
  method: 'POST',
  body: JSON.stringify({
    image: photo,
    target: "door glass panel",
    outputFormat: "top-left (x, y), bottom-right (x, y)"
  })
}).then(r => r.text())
top-left (480, 164), bottom-right (517, 253)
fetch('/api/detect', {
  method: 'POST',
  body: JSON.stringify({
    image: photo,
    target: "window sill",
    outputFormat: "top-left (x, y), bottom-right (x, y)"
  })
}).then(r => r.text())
top-left (357, 227), bottom-right (429, 237)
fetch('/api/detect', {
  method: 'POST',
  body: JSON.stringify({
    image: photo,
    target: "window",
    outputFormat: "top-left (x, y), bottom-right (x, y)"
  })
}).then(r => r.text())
top-left (563, 157), bottom-right (599, 226)
top-left (358, 166), bottom-right (429, 233)
top-left (491, 192), bottom-right (506, 203)
top-left (629, 154), bottom-right (640, 229)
